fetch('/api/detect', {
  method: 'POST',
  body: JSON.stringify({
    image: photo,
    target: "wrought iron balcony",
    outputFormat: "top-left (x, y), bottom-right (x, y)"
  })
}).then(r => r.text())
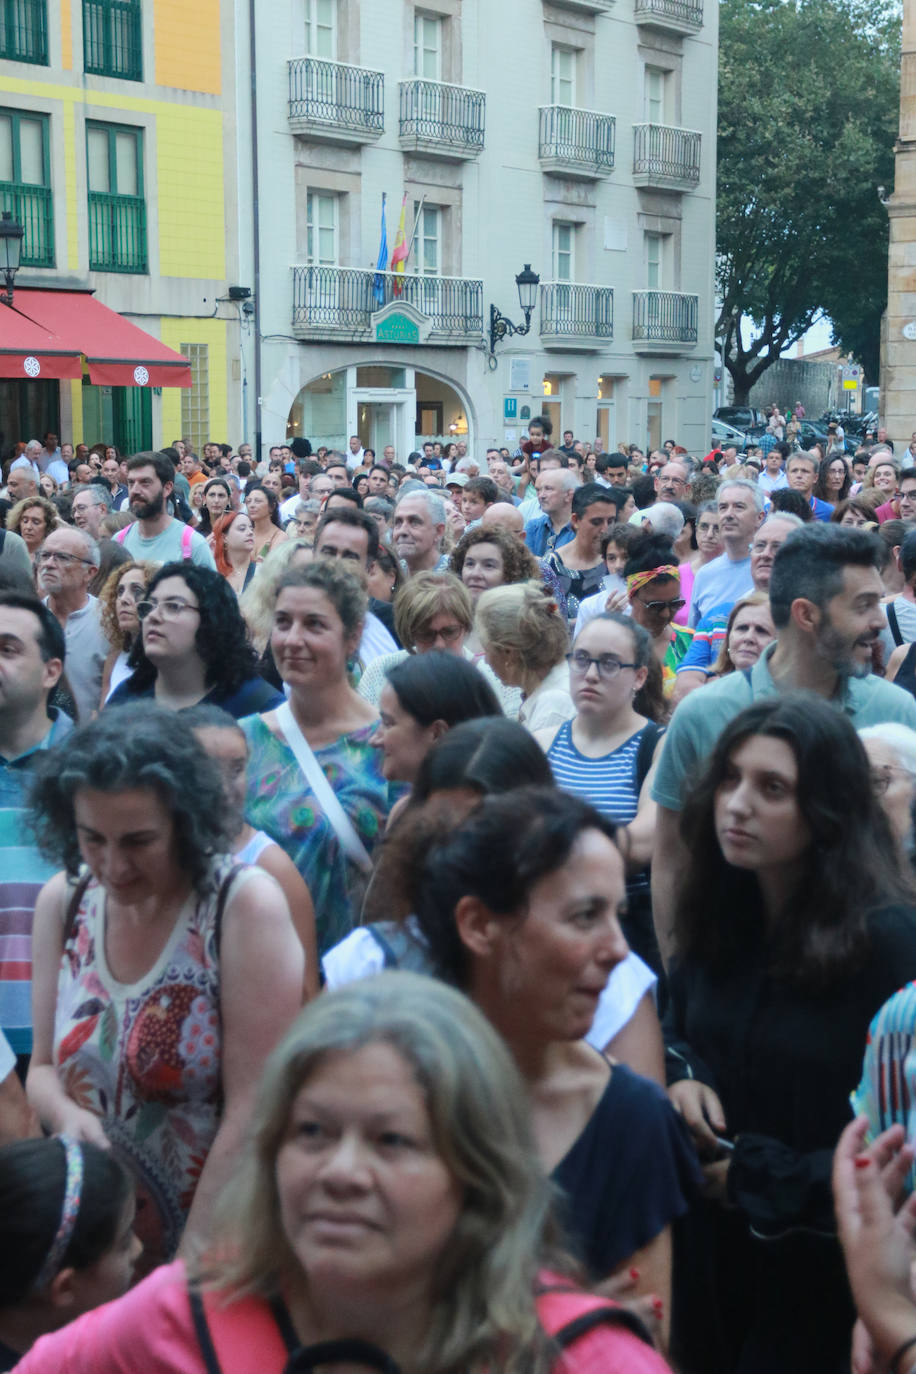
top-left (287, 57), bottom-right (384, 145)
top-left (634, 0), bottom-right (703, 33)
top-left (540, 283), bottom-right (614, 351)
top-left (632, 291), bottom-right (698, 352)
top-left (633, 123), bottom-right (701, 190)
top-left (538, 106), bottom-right (615, 180)
top-left (0, 181), bottom-right (53, 266)
top-left (398, 79), bottom-right (485, 160)
top-left (88, 191), bottom-right (147, 273)
top-left (292, 266), bottom-right (484, 343)
top-left (0, 0), bottom-right (47, 63)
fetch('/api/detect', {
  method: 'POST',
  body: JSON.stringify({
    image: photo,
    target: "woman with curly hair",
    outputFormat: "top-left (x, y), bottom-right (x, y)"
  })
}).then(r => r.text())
top-left (97, 559), bottom-right (157, 704)
top-left (211, 510), bottom-right (256, 596)
top-left (5, 495), bottom-right (59, 560)
top-left (24, 704), bottom-right (304, 1274)
top-left (244, 482), bottom-right (286, 562)
top-left (106, 563), bottom-right (283, 718)
top-left (449, 525), bottom-right (539, 602)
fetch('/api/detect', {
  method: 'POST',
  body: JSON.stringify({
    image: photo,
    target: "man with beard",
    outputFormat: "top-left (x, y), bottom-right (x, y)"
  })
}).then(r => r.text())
top-left (116, 451), bottom-right (216, 568)
top-left (650, 524), bottom-right (916, 963)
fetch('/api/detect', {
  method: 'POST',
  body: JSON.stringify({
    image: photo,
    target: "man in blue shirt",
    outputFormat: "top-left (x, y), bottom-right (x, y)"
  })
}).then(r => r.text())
top-left (524, 468), bottom-right (578, 556)
top-left (0, 593), bottom-right (73, 1067)
top-left (786, 451), bottom-right (834, 520)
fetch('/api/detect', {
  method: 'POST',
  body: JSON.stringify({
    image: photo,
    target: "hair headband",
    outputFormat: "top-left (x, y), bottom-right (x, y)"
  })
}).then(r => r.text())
top-left (627, 566), bottom-right (679, 596)
top-left (33, 1135), bottom-right (84, 1292)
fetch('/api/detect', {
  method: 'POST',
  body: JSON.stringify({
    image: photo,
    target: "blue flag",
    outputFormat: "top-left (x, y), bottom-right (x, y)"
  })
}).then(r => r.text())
top-left (373, 193), bottom-right (388, 306)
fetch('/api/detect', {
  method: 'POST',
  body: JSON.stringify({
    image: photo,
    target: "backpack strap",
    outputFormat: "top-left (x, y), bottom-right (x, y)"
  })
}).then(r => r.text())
top-left (888, 602), bottom-right (904, 648)
top-left (180, 522), bottom-right (194, 560)
top-left (114, 525), bottom-right (129, 544)
top-left (634, 721), bottom-right (663, 793)
top-left (62, 871), bottom-right (94, 947)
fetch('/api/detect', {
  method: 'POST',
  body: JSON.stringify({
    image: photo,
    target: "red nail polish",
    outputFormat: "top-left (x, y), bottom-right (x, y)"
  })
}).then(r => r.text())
top-left (855, 1156), bottom-right (871, 1170)
top-left (652, 1298), bottom-right (664, 1315)
top-left (629, 1267), bottom-right (640, 1281)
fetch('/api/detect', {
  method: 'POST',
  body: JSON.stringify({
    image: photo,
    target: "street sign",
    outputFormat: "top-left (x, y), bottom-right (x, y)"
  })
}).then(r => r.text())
top-left (504, 397), bottom-right (518, 421)
top-left (842, 379), bottom-right (857, 390)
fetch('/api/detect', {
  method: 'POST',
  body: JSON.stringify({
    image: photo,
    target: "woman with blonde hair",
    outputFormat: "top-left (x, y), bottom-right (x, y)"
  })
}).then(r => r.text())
top-left (357, 570), bottom-right (513, 712)
top-left (97, 559), bottom-right (157, 704)
top-left (5, 495), bottom-right (59, 560)
top-left (710, 589), bottom-right (775, 679)
top-left (239, 538), bottom-right (311, 655)
top-left (477, 580), bottom-right (574, 732)
top-left (14, 972), bottom-right (674, 1374)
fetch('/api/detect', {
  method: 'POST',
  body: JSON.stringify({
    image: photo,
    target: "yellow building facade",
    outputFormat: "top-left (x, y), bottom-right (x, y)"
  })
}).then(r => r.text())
top-left (0, 0), bottom-right (240, 454)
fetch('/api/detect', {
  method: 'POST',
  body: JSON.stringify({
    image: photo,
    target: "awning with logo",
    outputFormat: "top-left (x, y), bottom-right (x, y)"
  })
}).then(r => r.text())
top-left (3, 289), bottom-right (192, 387)
top-left (0, 304), bottom-right (82, 380)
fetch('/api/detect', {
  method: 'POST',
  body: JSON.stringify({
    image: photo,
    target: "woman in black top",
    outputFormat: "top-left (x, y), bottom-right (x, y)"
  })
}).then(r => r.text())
top-left (665, 694), bottom-right (916, 1374)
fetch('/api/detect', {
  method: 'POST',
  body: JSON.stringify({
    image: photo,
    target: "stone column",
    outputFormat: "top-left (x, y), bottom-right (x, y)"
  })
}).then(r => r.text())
top-left (885, 0), bottom-right (916, 449)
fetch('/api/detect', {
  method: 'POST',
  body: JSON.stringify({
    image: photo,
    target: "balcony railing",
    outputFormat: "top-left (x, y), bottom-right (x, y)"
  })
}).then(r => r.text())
top-left (88, 191), bottom-right (147, 272)
top-left (634, 0), bottom-right (703, 31)
top-left (540, 282), bottom-right (613, 348)
top-left (0, 0), bottom-right (47, 63)
top-left (287, 57), bottom-right (384, 143)
top-left (0, 180), bottom-right (53, 265)
top-left (538, 105), bottom-right (615, 179)
top-left (632, 290), bottom-right (698, 349)
top-left (398, 79), bottom-right (485, 159)
top-left (83, 0), bottom-right (142, 80)
top-left (292, 266), bottom-right (483, 341)
top-left (633, 123), bottom-right (701, 189)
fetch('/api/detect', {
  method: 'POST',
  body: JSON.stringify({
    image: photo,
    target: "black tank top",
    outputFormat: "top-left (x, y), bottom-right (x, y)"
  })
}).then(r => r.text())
top-left (894, 641), bottom-right (916, 700)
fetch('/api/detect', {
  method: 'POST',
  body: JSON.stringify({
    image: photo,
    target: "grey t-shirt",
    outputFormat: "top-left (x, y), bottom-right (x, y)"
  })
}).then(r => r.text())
top-left (119, 519), bottom-right (216, 569)
top-left (0, 528), bottom-right (33, 579)
top-left (688, 553), bottom-right (753, 628)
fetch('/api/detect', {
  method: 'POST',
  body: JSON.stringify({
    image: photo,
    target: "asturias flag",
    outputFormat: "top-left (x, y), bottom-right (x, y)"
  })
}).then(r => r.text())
top-left (390, 193), bottom-right (409, 294)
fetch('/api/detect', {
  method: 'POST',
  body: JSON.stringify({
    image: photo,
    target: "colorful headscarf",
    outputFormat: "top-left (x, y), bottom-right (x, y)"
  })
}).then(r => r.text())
top-left (626, 565), bottom-right (680, 596)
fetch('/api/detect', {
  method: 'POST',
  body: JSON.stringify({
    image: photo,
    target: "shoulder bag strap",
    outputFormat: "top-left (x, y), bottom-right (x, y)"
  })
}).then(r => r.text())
top-left (275, 702), bottom-right (372, 874)
top-left (188, 1287), bottom-right (223, 1374)
top-left (888, 602), bottom-right (904, 647)
top-left (634, 721), bottom-right (663, 793)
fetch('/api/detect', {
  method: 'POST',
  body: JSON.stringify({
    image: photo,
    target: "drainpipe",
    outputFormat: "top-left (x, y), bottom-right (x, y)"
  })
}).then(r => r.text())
top-left (248, 0), bottom-right (262, 460)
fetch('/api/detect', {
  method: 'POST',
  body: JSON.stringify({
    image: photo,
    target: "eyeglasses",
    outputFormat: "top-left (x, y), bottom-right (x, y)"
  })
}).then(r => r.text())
top-left (136, 597), bottom-right (201, 620)
top-left (871, 765), bottom-right (913, 796)
top-left (34, 549), bottom-right (93, 567)
top-left (567, 651), bottom-right (638, 680)
top-left (413, 624), bottom-right (464, 649)
top-left (636, 596), bottom-right (686, 615)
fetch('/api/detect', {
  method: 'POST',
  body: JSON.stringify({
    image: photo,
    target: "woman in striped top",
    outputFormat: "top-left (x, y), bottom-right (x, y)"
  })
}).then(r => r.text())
top-left (536, 613), bottom-right (666, 976)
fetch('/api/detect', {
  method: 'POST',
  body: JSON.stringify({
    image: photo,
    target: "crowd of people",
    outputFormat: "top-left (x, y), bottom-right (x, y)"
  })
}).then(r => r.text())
top-left (3, 418), bottom-right (916, 1371)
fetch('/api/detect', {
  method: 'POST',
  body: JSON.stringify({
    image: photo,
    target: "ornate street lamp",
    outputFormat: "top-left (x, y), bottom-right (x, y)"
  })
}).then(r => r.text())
top-left (488, 263), bottom-right (540, 367)
top-left (0, 212), bottom-right (24, 307)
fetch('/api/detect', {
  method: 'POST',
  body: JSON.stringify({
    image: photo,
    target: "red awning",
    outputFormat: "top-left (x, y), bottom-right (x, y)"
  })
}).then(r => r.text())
top-left (11, 288), bottom-right (192, 387)
top-left (0, 304), bottom-right (82, 380)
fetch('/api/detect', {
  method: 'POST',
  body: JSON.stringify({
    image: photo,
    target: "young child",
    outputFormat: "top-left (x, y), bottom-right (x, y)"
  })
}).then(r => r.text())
top-left (0, 1136), bottom-right (140, 1368)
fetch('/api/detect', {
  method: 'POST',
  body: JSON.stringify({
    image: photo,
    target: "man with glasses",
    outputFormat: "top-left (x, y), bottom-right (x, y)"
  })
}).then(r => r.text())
top-left (70, 484), bottom-right (111, 542)
top-left (118, 452), bottom-right (216, 569)
top-left (35, 526), bottom-right (108, 721)
top-left (689, 480), bottom-right (764, 628)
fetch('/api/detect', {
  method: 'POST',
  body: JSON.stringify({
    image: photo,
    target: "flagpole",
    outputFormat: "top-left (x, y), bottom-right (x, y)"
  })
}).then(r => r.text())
top-left (402, 193), bottom-right (426, 270)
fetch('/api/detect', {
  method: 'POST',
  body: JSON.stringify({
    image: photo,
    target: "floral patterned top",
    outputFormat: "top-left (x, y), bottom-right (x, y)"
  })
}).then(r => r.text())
top-left (53, 856), bottom-right (257, 1269)
top-left (239, 714), bottom-right (392, 955)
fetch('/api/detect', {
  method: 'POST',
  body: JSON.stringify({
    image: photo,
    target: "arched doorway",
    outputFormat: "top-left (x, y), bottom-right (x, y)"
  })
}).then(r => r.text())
top-left (287, 362), bottom-right (474, 461)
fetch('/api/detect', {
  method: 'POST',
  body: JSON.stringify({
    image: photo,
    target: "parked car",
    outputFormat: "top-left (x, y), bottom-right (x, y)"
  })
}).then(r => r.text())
top-left (713, 406), bottom-right (766, 430)
top-left (711, 418), bottom-right (747, 449)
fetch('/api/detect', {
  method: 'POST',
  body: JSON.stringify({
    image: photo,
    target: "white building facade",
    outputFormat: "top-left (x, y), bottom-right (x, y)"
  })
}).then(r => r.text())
top-left (242, 0), bottom-right (718, 459)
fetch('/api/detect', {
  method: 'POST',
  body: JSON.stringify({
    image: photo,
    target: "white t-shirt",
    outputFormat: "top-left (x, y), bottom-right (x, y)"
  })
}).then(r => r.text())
top-left (322, 917), bottom-right (657, 1050)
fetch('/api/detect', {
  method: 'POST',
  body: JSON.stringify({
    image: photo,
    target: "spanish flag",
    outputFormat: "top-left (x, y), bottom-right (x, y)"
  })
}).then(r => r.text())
top-left (389, 193), bottom-right (409, 293)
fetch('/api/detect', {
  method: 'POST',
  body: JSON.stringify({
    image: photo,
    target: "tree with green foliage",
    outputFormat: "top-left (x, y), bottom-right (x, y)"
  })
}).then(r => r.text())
top-left (717, 0), bottom-right (900, 399)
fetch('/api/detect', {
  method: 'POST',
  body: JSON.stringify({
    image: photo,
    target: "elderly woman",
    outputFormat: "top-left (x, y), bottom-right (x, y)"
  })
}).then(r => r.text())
top-left (477, 580), bottom-right (573, 733)
top-left (240, 561), bottom-right (392, 955)
top-left (25, 706), bottom-right (304, 1272)
top-left (449, 525), bottom-right (540, 653)
top-left (858, 722), bottom-right (916, 864)
top-left (709, 589), bottom-right (775, 680)
top-left (13, 973), bottom-right (674, 1374)
top-left (97, 559), bottom-right (157, 704)
top-left (107, 562), bottom-right (283, 718)
top-left (356, 570), bottom-right (512, 711)
top-left (5, 495), bottom-right (59, 560)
